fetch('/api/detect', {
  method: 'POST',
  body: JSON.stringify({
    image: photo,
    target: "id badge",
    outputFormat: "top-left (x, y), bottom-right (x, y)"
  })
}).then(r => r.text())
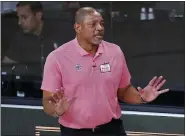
top-left (100, 63), bottom-right (111, 73)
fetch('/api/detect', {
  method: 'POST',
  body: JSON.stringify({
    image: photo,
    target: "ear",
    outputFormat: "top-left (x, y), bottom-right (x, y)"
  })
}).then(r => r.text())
top-left (74, 23), bottom-right (81, 34)
top-left (36, 12), bottom-right (43, 20)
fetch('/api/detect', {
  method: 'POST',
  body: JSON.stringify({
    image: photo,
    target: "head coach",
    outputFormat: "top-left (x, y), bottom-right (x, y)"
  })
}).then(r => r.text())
top-left (41, 7), bottom-right (169, 136)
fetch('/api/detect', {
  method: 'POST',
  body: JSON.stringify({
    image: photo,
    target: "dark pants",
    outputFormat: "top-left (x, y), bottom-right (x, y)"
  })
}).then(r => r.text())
top-left (60, 118), bottom-right (127, 136)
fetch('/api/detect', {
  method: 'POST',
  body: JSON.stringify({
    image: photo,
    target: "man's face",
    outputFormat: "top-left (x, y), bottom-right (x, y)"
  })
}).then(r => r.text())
top-left (76, 11), bottom-right (105, 45)
top-left (16, 5), bottom-right (41, 33)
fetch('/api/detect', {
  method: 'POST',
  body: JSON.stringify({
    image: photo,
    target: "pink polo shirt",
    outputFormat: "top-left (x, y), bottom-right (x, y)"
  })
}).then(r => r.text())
top-left (41, 38), bottom-right (131, 129)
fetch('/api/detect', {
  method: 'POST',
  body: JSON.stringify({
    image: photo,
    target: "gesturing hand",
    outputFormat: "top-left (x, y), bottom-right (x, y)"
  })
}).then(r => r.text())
top-left (49, 88), bottom-right (76, 116)
top-left (137, 76), bottom-right (169, 103)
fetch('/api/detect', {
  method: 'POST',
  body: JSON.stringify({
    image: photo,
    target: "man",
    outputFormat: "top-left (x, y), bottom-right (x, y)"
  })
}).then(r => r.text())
top-left (2, 1), bottom-right (74, 98)
top-left (3, 1), bottom-right (73, 65)
top-left (41, 7), bottom-right (169, 136)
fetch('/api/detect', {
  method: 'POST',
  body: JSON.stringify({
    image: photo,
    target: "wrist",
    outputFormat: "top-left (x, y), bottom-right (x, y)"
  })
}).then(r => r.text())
top-left (53, 110), bottom-right (63, 118)
top-left (140, 96), bottom-right (148, 103)
top-left (56, 110), bottom-right (64, 116)
top-left (137, 88), bottom-right (148, 103)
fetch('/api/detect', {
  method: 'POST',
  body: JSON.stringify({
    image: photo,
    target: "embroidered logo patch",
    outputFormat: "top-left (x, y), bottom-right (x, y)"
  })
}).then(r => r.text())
top-left (75, 64), bottom-right (82, 71)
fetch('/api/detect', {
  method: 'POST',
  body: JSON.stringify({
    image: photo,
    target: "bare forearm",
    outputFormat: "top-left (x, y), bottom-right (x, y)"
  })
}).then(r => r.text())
top-left (118, 85), bottom-right (143, 104)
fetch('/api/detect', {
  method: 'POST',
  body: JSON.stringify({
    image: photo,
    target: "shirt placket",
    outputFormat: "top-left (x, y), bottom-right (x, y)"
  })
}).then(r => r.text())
top-left (90, 53), bottom-right (101, 75)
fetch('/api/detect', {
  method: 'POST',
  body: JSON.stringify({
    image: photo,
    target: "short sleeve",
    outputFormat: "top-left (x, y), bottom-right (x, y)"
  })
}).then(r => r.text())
top-left (41, 52), bottom-right (63, 92)
top-left (118, 50), bottom-right (131, 88)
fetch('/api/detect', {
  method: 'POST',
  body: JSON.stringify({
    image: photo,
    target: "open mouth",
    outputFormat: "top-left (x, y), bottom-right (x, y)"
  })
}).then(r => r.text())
top-left (94, 35), bottom-right (103, 39)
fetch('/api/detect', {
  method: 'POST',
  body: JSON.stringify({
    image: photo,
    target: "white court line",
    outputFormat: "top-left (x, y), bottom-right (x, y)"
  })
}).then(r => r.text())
top-left (1, 104), bottom-right (43, 109)
top-left (1, 104), bottom-right (184, 118)
top-left (121, 111), bottom-right (184, 118)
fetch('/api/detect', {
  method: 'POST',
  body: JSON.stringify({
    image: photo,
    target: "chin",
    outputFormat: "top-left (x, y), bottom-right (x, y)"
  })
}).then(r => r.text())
top-left (92, 40), bottom-right (103, 45)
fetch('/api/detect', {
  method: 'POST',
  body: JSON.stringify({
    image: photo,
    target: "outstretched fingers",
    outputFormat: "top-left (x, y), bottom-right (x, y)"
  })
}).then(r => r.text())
top-left (158, 89), bottom-right (169, 95)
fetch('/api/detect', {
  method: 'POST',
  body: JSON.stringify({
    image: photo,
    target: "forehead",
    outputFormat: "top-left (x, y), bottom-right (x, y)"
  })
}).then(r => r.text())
top-left (16, 5), bottom-right (33, 15)
top-left (83, 12), bottom-right (103, 23)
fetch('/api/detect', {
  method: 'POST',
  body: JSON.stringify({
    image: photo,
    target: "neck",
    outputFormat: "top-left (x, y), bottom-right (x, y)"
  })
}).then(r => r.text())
top-left (33, 21), bottom-right (44, 36)
top-left (76, 35), bottom-right (98, 56)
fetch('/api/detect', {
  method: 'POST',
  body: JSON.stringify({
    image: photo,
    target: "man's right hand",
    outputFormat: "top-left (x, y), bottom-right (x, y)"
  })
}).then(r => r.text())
top-left (49, 88), bottom-right (76, 116)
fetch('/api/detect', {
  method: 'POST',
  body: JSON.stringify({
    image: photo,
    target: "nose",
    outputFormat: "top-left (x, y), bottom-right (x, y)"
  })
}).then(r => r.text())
top-left (96, 23), bottom-right (104, 31)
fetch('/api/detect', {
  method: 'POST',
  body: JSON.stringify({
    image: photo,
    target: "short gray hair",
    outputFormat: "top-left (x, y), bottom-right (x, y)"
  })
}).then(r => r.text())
top-left (75, 7), bottom-right (100, 24)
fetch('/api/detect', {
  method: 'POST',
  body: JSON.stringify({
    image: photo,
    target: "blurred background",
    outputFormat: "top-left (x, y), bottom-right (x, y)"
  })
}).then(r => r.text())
top-left (1, 1), bottom-right (184, 136)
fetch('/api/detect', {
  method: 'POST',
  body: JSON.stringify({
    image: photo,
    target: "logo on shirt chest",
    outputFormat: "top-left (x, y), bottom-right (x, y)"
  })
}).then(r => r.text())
top-left (100, 63), bottom-right (111, 73)
top-left (75, 64), bottom-right (82, 71)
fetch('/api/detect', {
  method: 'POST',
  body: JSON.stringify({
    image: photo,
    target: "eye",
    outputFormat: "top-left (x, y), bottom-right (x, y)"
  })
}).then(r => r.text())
top-left (91, 22), bottom-right (96, 27)
top-left (101, 21), bottom-right (104, 26)
top-left (88, 21), bottom-right (96, 27)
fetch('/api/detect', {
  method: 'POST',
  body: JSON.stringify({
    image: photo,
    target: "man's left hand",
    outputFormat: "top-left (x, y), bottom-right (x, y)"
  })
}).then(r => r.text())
top-left (137, 76), bottom-right (169, 103)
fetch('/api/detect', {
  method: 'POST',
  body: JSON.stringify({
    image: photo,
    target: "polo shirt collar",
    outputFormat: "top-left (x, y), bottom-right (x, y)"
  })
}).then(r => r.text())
top-left (74, 37), bottom-right (104, 56)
